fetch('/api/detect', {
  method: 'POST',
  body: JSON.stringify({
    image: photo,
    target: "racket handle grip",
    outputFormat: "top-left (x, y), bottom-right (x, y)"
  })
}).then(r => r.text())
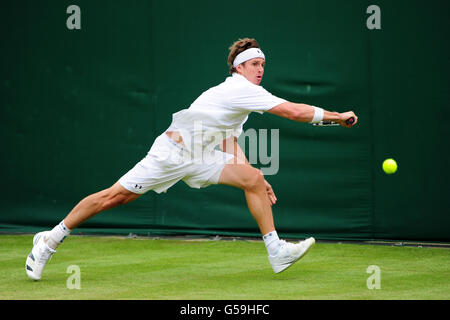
top-left (345, 117), bottom-right (355, 126)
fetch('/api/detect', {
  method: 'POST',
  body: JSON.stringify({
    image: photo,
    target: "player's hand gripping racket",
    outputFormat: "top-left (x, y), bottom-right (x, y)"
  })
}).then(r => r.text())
top-left (312, 116), bottom-right (355, 127)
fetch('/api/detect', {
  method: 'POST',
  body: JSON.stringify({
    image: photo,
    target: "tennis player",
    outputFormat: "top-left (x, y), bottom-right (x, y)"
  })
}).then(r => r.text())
top-left (26, 38), bottom-right (358, 280)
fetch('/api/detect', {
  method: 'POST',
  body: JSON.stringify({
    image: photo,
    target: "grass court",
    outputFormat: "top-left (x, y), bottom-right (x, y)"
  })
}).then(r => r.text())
top-left (1, 234), bottom-right (449, 300)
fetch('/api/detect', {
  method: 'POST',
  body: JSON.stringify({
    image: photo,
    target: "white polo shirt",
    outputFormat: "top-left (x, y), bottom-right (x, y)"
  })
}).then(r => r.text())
top-left (166, 73), bottom-right (286, 156)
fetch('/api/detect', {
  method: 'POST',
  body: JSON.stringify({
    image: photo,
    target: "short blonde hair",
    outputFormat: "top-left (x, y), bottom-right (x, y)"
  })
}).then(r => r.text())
top-left (227, 38), bottom-right (261, 75)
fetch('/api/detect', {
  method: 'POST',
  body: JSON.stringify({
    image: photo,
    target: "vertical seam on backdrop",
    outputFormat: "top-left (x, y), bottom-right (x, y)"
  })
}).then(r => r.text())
top-left (149, 0), bottom-right (158, 228)
top-left (366, 3), bottom-right (376, 240)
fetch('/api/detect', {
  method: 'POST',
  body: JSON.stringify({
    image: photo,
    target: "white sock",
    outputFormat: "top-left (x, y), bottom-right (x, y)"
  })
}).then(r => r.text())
top-left (263, 230), bottom-right (282, 256)
top-left (46, 220), bottom-right (71, 250)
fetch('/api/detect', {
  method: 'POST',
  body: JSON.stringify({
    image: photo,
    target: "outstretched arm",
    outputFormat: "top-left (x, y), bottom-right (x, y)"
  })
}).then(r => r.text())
top-left (267, 102), bottom-right (358, 128)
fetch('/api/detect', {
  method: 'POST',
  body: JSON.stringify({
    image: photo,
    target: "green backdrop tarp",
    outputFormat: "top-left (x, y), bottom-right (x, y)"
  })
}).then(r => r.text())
top-left (1, 0), bottom-right (449, 241)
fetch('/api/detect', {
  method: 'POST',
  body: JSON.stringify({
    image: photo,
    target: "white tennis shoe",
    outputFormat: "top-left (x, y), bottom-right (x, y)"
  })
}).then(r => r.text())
top-left (25, 231), bottom-right (56, 280)
top-left (268, 237), bottom-right (315, 273)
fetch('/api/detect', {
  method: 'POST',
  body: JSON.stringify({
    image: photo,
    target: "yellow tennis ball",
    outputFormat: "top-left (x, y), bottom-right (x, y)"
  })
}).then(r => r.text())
top-left (382, 158), bottom-right (397, 174)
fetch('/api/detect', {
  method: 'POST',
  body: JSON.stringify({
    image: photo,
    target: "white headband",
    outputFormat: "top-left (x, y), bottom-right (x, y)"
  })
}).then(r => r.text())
top-left (233, 47), bottom-right (265, 67)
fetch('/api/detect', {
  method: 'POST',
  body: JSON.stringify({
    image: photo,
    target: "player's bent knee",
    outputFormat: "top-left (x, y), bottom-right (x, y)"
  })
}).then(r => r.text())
top-left (243, 168), bottom-right (265, 191)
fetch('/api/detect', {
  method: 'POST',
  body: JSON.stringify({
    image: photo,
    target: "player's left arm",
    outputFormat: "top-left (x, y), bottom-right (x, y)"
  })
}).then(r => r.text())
top-left (220, 137), bottom-right (277, 206)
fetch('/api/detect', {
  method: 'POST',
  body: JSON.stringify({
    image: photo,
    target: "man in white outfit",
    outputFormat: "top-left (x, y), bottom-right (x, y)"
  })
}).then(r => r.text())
top-left (26, 38), bottom-right (358, 280)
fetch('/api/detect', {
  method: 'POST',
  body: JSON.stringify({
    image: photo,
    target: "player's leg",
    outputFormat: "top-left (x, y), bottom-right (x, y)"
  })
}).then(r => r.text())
top-left (47, 181), bottom-right (140, 249)
top-left (64, 182), bottom-right (140, 230)
top-left (26, 133), bottom-right (186, 280)
top-left (26, 182), bottom-right (141, 280)
top-left (218, 162), bottom-right (315, 273)
top-left (218, 163), bottom-right (275, 235)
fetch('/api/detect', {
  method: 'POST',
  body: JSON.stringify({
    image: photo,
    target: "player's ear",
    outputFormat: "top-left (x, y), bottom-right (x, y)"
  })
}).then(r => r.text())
top-left (235, 64), bottom-right (242, 74)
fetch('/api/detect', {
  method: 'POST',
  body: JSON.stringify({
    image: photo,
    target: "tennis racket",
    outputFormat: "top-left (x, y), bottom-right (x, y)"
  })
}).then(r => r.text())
top-left (312, 116), bottom-right (355, 127)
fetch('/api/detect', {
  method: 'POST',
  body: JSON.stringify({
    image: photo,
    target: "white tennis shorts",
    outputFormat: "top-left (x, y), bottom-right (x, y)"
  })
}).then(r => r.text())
top-left (118, 133), bottom-right (234, 194)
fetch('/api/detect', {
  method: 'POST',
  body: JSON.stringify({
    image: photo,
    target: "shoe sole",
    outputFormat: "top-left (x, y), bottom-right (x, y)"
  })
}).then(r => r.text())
top-left (26, 253), bottom-right (40, 281)
top-left (26, 231), bottom-right (49, 281)
top-left (274, 237), bottom-right (315, 274)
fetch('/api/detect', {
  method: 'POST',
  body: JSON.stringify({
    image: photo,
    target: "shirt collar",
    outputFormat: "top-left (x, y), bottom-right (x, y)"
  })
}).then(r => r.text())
top-left (231, 72), bottom-right (250, 83)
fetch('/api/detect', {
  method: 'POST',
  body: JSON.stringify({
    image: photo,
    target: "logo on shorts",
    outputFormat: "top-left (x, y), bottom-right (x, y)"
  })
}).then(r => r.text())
top-left (134, 184), bottom-right (143, 190)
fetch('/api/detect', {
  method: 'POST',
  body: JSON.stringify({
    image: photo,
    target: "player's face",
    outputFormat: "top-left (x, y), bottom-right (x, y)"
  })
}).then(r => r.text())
top-left (237, 58), bottom-right (265, 85)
